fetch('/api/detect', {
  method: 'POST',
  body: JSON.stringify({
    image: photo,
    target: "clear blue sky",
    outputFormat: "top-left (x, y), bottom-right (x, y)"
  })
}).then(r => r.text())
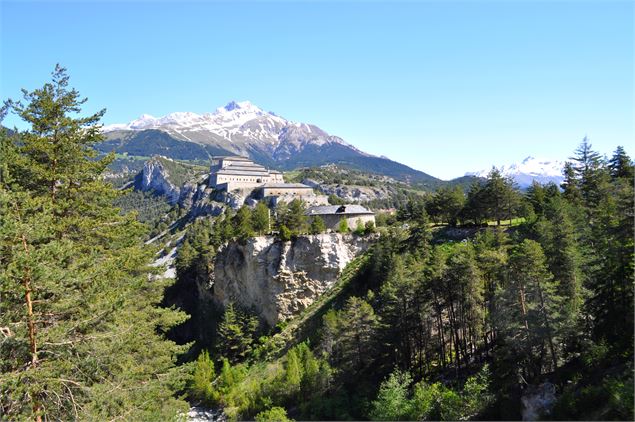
top-left (1, 0), bottom-right (633, 179)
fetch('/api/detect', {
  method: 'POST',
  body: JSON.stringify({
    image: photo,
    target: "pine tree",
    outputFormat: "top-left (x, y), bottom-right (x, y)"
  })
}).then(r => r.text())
top-left (482, 167), bottom-right (519, 225)
top-left (309, 216), bottom-right (326, 234)
top-left (608, 145), bottom-right (634, 180)
top-left (252, 202), bottom-right (270, 235)
top-left (495, 240), bottom-right (563, 379)
top-left (285, 199), bottom-right (307, 234)
top-left (338, 217), bottom-right (349, 233)
top-left (535, 196), bottom-right (584, 339)
top-left (233, 205), bottom-right (254, 239)
top-left (190, 350), bottom-right (218, 405)
top-left (0, 65), bottom-right (188, 420)
top-left (215, 303), bottom-right (258, 363)
top-left (284, 348), bottom-right (302, 395)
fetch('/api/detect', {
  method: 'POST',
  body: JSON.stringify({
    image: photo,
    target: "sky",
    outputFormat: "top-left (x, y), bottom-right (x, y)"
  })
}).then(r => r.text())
top-left (1, 0), bottom-right (633, 180)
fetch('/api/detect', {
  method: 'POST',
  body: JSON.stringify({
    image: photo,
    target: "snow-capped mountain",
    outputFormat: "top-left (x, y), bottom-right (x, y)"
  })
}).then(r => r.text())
top-left (102, 100), bottom-right (355, 155)
top-left (98, 101), bottom-right (442, 186)
top-left (466, 156), bottom-right (565, 188)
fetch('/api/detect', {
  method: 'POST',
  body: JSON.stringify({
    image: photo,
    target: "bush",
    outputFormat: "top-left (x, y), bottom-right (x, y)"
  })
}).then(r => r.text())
top-left (354, 219), bottom-right (365, 235)
top-left (279, 225), bottom-right (292, 241)
top-left (189, 350), bottom-right (218, 405)
top-left (338, 218), bottom-right (349, 233)
top-left (255, 406), bottom-right (293, 422)
top-left (309, 216), bottom-right (326, 235)
top-left (364, 220), bottom-right (376, 234)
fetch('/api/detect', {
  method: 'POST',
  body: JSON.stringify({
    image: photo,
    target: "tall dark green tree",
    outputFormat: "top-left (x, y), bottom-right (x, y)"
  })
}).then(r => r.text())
top-left (252, 202), bottom-right (270, 235)
top-left (215, 303), bottom-right (258, 364)
top-left (0, 66), bottom-right (188, 420)
top-left (608, 145), bottom-right (634, 180)
top-left (495, 240), bottom-right (562, 380)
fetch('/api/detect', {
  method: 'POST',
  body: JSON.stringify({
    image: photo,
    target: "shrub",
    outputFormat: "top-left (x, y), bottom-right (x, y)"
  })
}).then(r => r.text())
top-left (279, 225), bottom-right (292, 241)
top-left (338, 218), bottom-right (349, 233)
top-left (255, 406), bottom-right (293, 422)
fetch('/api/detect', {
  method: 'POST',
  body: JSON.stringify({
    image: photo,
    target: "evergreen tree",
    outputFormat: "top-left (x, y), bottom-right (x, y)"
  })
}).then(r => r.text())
top-left (369, 369), bottom-right (413, 421)
top-left (309, 216), bottom-right (326, 234)
top-left (495, 240), bottom-right (562, 380)
top-left (461, 181), bottom-right (488, 225)
top-left (215, 303), bottom-right (258, 363)
top-left (570, 137), bottom-right (608, 210)
top-left (190, 350), bottom-right (218, 405)
top-left (608, 145), bottom-right (634, 180)
top-left (284, 199), bottom-right (307, 234)
top-left (338, 217), bottom-right (349, 233)
top-left (481, 167), bottom-right (519, 225)
top-left (324, 297), bottom-right (380, 374)
top-left (426, 186), bottom-right (465, 226)
top-left (233, 205), bottom-right (254, 239)
top-left (252, 202), bottom-right (270, 235)
top-left (284, 348), bottom-right (302, 396)
top-left (0, 65), bottom-right (188, 420)
top-left (535, 196), bottom-right (584, 342)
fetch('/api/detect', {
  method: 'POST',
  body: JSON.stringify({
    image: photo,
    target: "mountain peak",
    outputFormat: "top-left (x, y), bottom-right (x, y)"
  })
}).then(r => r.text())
top-left (221, 100), bottom-right (259, 113)
top-left (466, 156), bottom-right (565, 188)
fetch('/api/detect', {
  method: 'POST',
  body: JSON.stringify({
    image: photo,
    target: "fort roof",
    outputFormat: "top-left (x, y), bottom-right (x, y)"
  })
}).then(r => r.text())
top-left (305, 205), bottom-right (374, 216)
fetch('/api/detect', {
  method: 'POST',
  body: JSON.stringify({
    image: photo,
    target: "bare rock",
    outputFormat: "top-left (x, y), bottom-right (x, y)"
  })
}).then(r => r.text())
top-left (213, 233), bottom-right (374, 326)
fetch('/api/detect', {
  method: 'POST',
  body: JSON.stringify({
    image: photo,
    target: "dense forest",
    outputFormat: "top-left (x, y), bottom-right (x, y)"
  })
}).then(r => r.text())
top-left (1, 68), bottom-right (633, 421)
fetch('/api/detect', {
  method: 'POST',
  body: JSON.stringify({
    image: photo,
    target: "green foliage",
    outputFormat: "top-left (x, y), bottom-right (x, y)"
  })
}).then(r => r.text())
top-left (369, 369), bottom-right (413, 421)
top-left (0, 65), bottom-right (188, 420)
top-left (354, 218), bottom-right (366, 235)
top-left (233, 205), bottom-right (254, 239)
top-left (278, 224), bottom-right (292, 241)
top-left (152, 155), bottom-right (208, 187)
top-left (284, 348), bottom-right (302, 395)
top-left (309, 216), bottom-right (326, 234)
top-left (252, 202), bottom-right (270, 235)
top-left (190, 350), bottom-right (219, 405)
top-left (216, 303), bottom-right (259, 364)
top-left (113, 188), bottom-right (172, 224)
top-left (337, 217), bottom-right (349, 233)
top-left (254, 406), bottom-right (293, 422)
top-left (426, 185), bottom-right (465, 226)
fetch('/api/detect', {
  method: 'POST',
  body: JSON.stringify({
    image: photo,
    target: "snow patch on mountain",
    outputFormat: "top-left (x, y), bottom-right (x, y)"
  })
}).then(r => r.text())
top-left (466, 156), bottom-right (565, 188)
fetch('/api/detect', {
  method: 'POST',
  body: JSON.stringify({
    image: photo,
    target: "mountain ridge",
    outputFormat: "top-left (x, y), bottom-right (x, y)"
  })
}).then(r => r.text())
top-left (98, 100), bottom-right (444, 187)
top-left (466, 156), bottom-right (565, 188)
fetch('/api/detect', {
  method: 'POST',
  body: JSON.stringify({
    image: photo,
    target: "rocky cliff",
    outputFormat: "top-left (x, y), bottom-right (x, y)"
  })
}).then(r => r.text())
top-left (138, 157), bottom-right (185, 204)
top-left (213, 233), bottom-right (375, 326)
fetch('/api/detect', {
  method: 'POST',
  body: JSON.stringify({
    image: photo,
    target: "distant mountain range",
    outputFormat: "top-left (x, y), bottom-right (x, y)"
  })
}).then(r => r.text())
top-left (98, 101), bottom-right (564, 190)
top-left (99, 101), bottom-right (450, 188)
top-left (466, 156), bottom-right (565, 188)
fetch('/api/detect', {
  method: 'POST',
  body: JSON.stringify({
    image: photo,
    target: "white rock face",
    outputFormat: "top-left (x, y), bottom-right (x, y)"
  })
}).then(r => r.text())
top-left (213, 233), bottom-right (374, 326)
top-left (139, 158), bottom-right (181, 204)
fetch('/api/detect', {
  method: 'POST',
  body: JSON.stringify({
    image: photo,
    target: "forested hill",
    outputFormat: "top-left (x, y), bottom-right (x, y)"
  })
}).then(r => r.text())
top-left (1, 68), bottom-right (633, 421)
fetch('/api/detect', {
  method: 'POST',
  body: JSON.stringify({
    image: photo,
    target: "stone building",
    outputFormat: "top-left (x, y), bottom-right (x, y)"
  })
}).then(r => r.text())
top-left (306, 205), bottom-right (375, 231)
top-left (256, 183), bottom-right (329, 206)
top-left (209, 156), bottom-right (283, 191)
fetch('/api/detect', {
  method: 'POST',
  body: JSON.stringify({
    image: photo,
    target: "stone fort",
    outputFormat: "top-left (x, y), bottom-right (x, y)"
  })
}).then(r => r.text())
top-left (209, 156), bottom-right (328, 205)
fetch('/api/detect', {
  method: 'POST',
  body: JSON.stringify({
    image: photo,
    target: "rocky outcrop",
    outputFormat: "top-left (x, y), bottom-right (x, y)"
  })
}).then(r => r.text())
top-left (213, 233), bottom-right (375, 326)
top-left (137, 157), bottom-right (230, 214)
top-left (138, 157), bottom-right (181, 204)
top-left (302, 178), bottom-right (394, 203)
